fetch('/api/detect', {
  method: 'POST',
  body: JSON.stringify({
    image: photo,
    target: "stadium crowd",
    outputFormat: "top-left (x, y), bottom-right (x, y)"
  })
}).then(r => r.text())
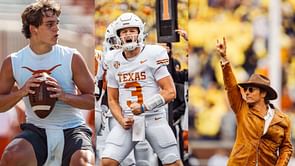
top-left (189, 0), bottom-right (295, 165)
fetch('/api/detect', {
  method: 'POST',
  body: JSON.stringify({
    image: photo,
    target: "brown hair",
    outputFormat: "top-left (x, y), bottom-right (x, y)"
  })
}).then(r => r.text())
top-left (21, 0), bottom-right (61, 38)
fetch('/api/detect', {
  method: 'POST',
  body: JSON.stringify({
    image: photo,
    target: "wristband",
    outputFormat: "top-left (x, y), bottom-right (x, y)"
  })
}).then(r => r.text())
top-left (144, 94), bottom-right (165, 111)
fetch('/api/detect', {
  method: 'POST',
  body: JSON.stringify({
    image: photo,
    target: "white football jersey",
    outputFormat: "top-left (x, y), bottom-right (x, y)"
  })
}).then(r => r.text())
top-left (107, 45), bottom-right (170, 115)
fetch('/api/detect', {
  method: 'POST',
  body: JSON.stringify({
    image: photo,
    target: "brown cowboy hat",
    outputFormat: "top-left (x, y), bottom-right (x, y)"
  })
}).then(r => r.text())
top-left (238, 74), bottom-right (277, 100)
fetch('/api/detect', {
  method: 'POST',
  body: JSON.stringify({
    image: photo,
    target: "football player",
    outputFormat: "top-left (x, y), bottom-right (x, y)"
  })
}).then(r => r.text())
top-left (96, 20), bottom-right (158, 166)
top-left (100, 13), bottom-right (183, 166)
top-left (0, 1), bottom-right (94, 165)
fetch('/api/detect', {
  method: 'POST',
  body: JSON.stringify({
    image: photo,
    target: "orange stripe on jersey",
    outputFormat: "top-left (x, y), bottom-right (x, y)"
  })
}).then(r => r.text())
top-left (157, 62), bottom-right (169, 65)
top-left (156, 59), bottom-right (169, 65)
top-left (156, 58), bottom-right (169, 63)
top-left (157, 59), bottom-right (169, 62)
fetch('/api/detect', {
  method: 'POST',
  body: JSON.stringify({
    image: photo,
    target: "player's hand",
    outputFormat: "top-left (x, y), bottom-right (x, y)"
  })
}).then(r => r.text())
top-left (130, 102), bottom-right (142, 115)
top-left (19, 73), bottom-right (43, 97)
top-left (216, 37), bottom-right (227, 58)
top-left (120, 116), bottom-right (134, 130)
top-left (45, 76), bottom-right (65, 100)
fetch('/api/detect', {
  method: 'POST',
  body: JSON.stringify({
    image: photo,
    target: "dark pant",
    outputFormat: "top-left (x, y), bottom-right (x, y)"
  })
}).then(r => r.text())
top-left (15, 123), bottom-right (93, 166)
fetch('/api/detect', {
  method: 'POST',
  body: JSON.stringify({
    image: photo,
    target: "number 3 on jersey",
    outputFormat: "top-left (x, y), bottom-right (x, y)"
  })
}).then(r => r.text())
top-left (125, 82), bottom-right (143, 107)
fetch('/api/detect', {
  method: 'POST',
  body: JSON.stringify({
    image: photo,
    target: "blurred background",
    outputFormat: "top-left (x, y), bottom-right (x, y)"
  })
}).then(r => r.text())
top-left (0, 0), bottom-right (95, 158)
top-left (188, 0), bottom-right (295, 165)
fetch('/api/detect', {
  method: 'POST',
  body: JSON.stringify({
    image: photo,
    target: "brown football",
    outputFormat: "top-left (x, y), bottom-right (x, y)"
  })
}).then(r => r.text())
top-left (29, 75), bottom-right (57, 118)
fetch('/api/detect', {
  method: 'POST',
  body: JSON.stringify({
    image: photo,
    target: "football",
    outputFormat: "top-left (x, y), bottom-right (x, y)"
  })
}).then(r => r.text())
top-left (29, 73), bottom-right (57, 118)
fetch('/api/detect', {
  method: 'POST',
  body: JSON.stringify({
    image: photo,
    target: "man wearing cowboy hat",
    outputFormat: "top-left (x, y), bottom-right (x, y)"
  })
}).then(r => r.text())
top-left (216, 37), bottom-right (293, 166)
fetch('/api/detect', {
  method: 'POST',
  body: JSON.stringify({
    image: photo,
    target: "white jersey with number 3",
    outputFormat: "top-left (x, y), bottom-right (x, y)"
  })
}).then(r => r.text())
top-left (107, 45), bottom-right (170, 115)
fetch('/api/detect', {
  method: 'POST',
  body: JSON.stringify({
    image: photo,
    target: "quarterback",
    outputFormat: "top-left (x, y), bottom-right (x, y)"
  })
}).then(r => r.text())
top-left (0, 1), bottom-right (94, 165)
top-left (100, 13), bottom-right (182, 166)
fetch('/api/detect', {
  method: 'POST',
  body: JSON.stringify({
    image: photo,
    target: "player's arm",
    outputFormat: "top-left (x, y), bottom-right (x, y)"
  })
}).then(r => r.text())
top-left (105, 61), bottom-right (123, 121)
top-left (0, 56), bottom-right (41, 112)
top-left (107, 87), bottom-right (123, 123)
top-left (131, 67), bottom-right (176, 115)
top-left (48, 53), bottom-right (94, 110)
top-left (157, 74), bottom-right (176, 103)
top-left (144, 46), bottom-right (176, 110)
top-left (69, 53), bottom-right (94, 109)
top-left (131, 46), bottom-right (176, 115)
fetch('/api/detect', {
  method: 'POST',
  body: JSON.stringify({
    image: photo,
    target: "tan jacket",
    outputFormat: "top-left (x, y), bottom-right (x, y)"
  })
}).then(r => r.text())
top-left (222, 63), bottom-right (293, 166)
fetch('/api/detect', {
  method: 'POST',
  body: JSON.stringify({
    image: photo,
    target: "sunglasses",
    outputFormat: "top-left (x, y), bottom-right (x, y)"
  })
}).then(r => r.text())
top-left (243, 87), bottom-right (259, 93)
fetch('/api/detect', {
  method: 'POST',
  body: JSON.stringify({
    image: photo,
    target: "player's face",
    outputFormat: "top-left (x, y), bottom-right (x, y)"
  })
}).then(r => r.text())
top-left (119, 27), bottom-right (139, 45)
top-left (35, 12), bottom-right (59, 46)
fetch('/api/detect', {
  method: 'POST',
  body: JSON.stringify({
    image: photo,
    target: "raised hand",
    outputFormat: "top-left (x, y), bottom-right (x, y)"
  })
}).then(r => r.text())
top-left (216, 37), bottom-right (227, 58)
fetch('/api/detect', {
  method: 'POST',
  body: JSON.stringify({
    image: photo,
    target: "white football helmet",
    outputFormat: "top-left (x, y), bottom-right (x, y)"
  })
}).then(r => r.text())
top-left (113, 13), bottom-right (145, 51)
top-left (103, 21), bottom-right (120, 52)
